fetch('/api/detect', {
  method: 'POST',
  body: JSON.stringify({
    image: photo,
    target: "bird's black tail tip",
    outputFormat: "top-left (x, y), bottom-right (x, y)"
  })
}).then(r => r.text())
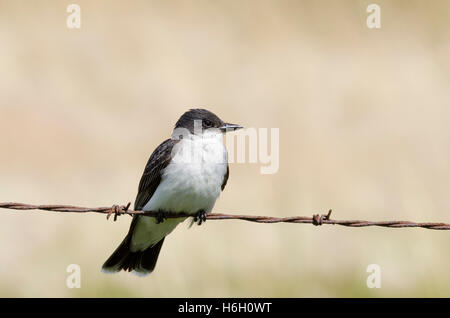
top-left (101, 237), bottom-right (165, 276)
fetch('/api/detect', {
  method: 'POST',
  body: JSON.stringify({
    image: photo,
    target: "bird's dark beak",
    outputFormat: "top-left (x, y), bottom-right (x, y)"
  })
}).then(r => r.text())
top-left (220, 123), bottom-right (243, 132)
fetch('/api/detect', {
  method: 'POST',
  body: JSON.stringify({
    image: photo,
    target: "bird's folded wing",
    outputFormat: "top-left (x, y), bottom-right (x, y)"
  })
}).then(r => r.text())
top-left (134, 138), bottom-right (179, 211)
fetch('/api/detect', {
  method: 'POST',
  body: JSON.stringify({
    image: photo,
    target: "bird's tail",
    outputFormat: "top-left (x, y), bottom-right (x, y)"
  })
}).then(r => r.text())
top-left (101, 233), bottom-right (165, 276)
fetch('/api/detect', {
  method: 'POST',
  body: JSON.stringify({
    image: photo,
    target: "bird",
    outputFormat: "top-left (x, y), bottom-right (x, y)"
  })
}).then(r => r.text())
top-left (102, 108), bottom-right (242, 276)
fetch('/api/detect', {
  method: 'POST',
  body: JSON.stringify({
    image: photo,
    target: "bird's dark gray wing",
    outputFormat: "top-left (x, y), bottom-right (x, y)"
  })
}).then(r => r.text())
top-left (102, 139), bottom-right (178, 274)
top-left (134, 138), bottom-right (179, 210)
top-left (221, 164), bottom-right (229, 191)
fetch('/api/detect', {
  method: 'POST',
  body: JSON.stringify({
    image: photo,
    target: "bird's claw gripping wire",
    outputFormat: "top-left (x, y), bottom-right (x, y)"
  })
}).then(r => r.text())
top-left (156, 210), bottom-right (168, 224)
top-left (312, 209), bottom-right (332, 226)
top-left (106, 202), bottom-right (131, 221)
top-left (194, 210), bottom-right (207, 226)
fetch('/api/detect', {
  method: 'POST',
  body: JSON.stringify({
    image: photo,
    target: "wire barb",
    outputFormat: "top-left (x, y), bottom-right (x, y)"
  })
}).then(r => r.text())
top-left (312, 209), bottom-right (333, 226)
top-left (1, 202), bottom-right (450, 230)
top-left (106, 202), bottom-right (131, 221)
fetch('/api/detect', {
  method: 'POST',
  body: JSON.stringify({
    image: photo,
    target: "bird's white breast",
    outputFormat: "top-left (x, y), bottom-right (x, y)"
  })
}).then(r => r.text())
top-left (131, 134), bottom-right (227, 251)
top-left (146, 134), bottom-right (227, 214)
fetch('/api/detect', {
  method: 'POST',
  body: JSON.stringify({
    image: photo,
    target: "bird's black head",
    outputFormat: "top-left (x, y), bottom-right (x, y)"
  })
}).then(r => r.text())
top-left (174, 109), bottom-right (242, 135)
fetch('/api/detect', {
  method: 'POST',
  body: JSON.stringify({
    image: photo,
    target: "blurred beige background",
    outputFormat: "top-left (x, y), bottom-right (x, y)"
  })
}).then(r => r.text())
top-left (0, 0), bottom-right (449, 297)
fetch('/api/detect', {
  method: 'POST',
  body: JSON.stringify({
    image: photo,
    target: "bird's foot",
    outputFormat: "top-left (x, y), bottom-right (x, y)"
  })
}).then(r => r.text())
top-left (193, 210), bottom-right (207, 226)
top-left (156, 210), bottom-right (168, 224)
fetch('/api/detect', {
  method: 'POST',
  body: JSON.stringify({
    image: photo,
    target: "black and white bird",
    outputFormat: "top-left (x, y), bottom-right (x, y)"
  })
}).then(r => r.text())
top-left (102, 109), bottom-right (242, 276)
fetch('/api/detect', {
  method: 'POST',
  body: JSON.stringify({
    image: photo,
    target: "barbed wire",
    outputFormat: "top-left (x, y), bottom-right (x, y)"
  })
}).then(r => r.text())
top-left (1, 202), bottom-right (450, 230)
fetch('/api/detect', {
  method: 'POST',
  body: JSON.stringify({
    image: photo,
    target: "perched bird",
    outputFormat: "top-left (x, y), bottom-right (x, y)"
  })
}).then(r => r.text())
top-left (102, 109), bottom-right (242, 276)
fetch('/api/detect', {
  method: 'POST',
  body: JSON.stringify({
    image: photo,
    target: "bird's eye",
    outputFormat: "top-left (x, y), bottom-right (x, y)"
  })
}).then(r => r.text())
top-left (203, 119), bottom-right (213, 127)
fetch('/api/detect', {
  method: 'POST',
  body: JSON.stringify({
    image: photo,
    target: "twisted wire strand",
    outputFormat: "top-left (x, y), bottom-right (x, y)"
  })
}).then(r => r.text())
top-left (1, 202), bottom-right (449, 230)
